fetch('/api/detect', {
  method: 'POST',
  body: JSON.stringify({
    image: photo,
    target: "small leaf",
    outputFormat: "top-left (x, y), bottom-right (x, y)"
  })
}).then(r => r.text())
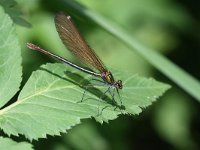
top-left (0, 6), bottom-right (22, 108)
top-left (0, 137), bottom-right (33, 150)
top-left (0, 63), bottom-right (170, 140)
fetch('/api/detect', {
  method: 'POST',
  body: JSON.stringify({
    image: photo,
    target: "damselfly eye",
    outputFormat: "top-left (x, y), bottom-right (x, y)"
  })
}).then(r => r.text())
top-left (116, 80), bottom-right (123, 89)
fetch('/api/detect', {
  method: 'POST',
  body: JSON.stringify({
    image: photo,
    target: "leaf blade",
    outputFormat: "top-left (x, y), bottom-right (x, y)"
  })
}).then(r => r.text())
top-left (0, 63), bottom-right (169, 140)
top-left (0, 6), bottom-right (22, 108)
top-left (0, 137), bottom-right (33, 150)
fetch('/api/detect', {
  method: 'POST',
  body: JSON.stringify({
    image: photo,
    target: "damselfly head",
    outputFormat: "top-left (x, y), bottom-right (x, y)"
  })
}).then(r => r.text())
top-left (114, 80), bottom-right (123, 89)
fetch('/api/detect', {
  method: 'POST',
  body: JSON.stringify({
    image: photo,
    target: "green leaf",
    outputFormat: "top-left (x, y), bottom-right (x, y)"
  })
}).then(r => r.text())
top-left (0, 63), bottom-right (170, 140)
top-left (62, 0), bottom-right (200, 101)
top-left (0, 137), bottom-right (33, 150)
top-left (0, 6), bottom-right (22, 108)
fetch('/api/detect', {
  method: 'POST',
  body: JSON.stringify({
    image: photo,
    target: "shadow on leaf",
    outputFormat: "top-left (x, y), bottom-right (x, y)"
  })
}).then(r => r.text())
top-left (39, 67), bottom-right (125, 112)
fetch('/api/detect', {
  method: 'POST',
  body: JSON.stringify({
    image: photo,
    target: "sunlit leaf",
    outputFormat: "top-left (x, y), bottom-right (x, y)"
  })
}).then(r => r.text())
top-left (0, 137), bottom-right (33, 150)
top-left (0, 63), bottom-right (169, 140)
top-left (0, 6), bottom-right (22, 108)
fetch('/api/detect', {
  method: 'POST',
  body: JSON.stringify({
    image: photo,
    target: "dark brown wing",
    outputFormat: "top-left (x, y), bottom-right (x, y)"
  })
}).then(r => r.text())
top-left (54, 12), bottom-right (106, 73)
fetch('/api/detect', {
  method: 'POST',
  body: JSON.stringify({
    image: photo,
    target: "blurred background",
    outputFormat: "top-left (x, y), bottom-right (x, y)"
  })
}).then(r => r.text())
top-left (2, 0), bottom-right (200, 149)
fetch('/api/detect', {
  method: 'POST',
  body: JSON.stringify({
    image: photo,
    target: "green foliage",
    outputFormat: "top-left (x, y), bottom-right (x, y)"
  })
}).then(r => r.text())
top-left (65, 122), bottom-right (109, 150)
top-left (0, 0), bottom-right (30, 27)
top-left (0, 63), bottom-right (170, 140)
top-left (0, 6), bottom-right (22, 107)
top-left (0, 137), bottom-right (33, 150)
top-left (3, 0), bottom-right (199, 149)
top-left (0, 0), bottom-right (170, 141)
top-left (154, 90), bottom-right (197, 149)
